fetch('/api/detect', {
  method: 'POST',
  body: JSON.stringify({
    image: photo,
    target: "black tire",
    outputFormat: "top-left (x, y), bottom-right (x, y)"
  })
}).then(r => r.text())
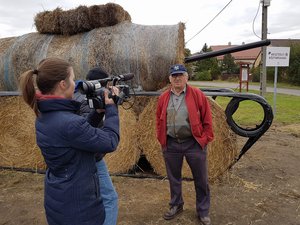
top-left (225, 96), bottom-right (273, 138)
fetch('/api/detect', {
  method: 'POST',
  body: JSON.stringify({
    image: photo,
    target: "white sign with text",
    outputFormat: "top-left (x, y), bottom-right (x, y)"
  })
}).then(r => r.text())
top-left (266, 47), bottom-right (290, 67)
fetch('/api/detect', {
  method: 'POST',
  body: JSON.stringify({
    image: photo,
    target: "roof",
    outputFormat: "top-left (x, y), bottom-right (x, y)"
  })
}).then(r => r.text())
top-left (210, 44), bottom-right (261, 61)
top-left (270, 39), bottom-right (300, 47)
top-left (209, 39), bottom-right (300, 61)
top-left (194, 39), bottom-right (300, 66)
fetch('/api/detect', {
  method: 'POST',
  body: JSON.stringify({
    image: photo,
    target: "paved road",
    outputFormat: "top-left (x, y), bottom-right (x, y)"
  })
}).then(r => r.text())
top-left (189, 81), bottom-right (300, 96)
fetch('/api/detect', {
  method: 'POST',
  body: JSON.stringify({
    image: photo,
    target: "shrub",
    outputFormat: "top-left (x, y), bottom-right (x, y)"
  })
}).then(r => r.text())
top-left (194, 70), bottom-right (212, 81)
top-left (251, 67), bottom-right (260, 82)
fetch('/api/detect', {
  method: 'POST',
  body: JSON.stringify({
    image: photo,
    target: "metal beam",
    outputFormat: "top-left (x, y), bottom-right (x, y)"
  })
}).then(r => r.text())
top-left (184, 39), bottom-right (271, 63)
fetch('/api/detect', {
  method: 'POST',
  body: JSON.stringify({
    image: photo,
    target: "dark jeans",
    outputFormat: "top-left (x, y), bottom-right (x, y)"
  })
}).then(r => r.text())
top-left (163, 136), bottom-right (210, 217)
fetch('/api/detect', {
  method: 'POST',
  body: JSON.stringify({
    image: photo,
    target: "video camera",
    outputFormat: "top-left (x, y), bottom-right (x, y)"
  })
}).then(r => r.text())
top-left (77, 73), bottom-right (134, 109)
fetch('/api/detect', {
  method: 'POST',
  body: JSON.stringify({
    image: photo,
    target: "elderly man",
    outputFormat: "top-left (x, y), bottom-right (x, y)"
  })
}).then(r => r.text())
top-left (156, 64), bottom-right (214, 225)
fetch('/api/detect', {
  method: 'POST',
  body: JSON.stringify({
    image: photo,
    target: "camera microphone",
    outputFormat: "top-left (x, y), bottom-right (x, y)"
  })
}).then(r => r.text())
top-left (78, 72), bottom-right (134, 109)
top-left (116, 73), bottom-right (134, 81)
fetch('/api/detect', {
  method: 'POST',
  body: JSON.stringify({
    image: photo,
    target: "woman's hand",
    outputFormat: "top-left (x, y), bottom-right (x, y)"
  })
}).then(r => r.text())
top-left (104, 86), bottom-right (120, 105)
top-left (96, 109), bottom-right (105, 114)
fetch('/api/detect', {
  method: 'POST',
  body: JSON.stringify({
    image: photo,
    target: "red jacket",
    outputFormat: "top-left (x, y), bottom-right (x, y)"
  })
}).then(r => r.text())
top-left (156, 85), bottom-right (214, 149)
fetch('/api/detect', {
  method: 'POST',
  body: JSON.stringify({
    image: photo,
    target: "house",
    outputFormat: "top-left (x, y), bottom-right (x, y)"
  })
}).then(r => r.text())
top-left (210, 42), bottom-right (261, 68)
top-left (209, 39), bottom-right (300, 68)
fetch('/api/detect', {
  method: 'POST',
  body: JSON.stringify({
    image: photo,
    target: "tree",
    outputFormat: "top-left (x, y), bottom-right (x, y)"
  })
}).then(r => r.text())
top-left (184, 48), bottom-right (191, 57)
top-left (184, 48), bottom-right (193, 76)
top-left (287, 43), bottom-right (300, 85)
top-left (221, 53), bottom-right (239, 74)
top-left (193, 43), bottom-right (220, 80)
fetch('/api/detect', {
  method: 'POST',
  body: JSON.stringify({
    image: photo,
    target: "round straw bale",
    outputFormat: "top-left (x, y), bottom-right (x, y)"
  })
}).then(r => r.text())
top-left (0, 37), bottom-right (17, 90)
top-left (0, 96), bottom-right (46, 170)
top-left (128, 96), bottom-right (151, 116)
top-left (0, 95), bottom-right (140, 173)
top-left (207, 98), bottom-right (238, 181)
top-left (0, 93), bottom-right (238, 179)
top-left (0, 22), bottom-right (184, 91)
top-left (137, 97), bottom-right (165, 175)
top-left (105, 107), bottom-right (140, 174)
top-left (137, 96), bottom-right (238, 181)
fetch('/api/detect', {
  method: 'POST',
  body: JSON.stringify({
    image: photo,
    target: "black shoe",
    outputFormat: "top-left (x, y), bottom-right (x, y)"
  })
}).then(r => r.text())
top-left (199, 216), bottom-right (211, 225)
top-left (163, 205), bottom-right (183, 220)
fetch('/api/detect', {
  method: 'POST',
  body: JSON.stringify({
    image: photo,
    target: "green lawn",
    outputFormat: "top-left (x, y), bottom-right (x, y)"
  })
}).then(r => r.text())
top-left (191, 83), bottom-right (300, 126)
top-left (214, 91), bottom-right (300, 126)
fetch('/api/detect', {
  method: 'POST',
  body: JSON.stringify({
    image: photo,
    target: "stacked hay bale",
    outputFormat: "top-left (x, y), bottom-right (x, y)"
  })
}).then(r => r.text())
top-left (0, 93), bottom-right (238, 181)
top-left (0, 96), bottom-right (45, 170)
top-left (208, 99), bottom-right (238, 180)
top-left (0, 3), bottom-right (238, 181)
top-left (0, 3), bottom-right (184, 91)
top-left (34, 3), bottom-right (131, 35)
top-left (105, 96), bottom-right (152, 173)
top-left (0, 95), bottom-right (141, 173)
top-left (0, 22), bottom-right (184, 91)
top-left (105, 107), bottom-right (140, 173)
top-left (0, 37), bottom-right (17, 90)
top-left (0, 2), bottom-right (185, 173)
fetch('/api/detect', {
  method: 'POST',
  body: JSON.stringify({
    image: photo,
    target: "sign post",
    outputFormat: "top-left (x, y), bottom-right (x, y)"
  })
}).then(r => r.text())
top-left (239, 63), bottom-right (250, 92)
top-left (266, 47), bottom-right (290, 116)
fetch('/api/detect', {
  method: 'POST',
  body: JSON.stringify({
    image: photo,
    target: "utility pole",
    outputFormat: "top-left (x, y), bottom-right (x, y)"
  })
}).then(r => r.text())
top-left (260, 0), bottom-right (270, 97)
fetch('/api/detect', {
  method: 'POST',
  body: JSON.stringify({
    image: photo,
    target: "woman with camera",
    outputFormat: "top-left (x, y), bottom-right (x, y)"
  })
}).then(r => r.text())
top-left (74, 67), bottom-right (120, 225)
top-left (19, 58), bottom-right (120, 225)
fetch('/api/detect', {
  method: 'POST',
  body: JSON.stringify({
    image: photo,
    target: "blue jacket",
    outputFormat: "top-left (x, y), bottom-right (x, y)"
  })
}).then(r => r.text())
top-left (73, 91), bottom-right (105, 161)
top-left (36, 98), bottom-right (119, 225)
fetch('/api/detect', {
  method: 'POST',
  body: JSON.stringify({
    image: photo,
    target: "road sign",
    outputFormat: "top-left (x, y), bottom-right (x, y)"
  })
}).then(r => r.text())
top-left (266, 47), bottom-right (290, 67)
top-left (266, 47), bottom-right (290, 116)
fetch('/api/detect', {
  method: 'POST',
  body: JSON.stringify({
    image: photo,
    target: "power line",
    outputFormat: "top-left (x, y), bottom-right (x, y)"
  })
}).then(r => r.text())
top-left (185, 0), bottom-right (233, 45)
top-left (252, 0), bottom-right (262, 39)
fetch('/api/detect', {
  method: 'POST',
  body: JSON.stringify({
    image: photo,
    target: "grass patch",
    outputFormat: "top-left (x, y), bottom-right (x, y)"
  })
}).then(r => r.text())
top-left (192, 83), bottom-right (300, 125)
top-left (217, 91), bottom-right (300, 125)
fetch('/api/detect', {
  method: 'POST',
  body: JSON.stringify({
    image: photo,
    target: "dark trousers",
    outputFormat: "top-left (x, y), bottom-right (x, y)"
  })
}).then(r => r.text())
top-left (163, 136), bottom-right (210, 217)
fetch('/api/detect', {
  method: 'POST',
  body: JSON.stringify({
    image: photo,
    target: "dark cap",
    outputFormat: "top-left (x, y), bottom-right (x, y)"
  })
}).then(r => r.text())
top-left (86, 67), bottom-right (109, 80)
top-left (169, 64), bottom-right (187, 75)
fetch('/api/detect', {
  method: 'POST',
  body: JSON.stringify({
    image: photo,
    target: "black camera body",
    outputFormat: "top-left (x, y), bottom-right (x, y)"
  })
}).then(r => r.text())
top-left (77, 73), bottom-right (133, 109)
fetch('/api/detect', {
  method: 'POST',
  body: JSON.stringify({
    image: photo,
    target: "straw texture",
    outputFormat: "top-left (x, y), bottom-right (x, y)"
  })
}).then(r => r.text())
top-left (0, 22), bottom-right (184, 91)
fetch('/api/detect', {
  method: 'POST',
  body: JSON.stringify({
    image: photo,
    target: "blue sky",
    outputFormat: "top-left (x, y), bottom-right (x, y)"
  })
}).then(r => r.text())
top-left (0, 0), bottom-right (299, 53)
